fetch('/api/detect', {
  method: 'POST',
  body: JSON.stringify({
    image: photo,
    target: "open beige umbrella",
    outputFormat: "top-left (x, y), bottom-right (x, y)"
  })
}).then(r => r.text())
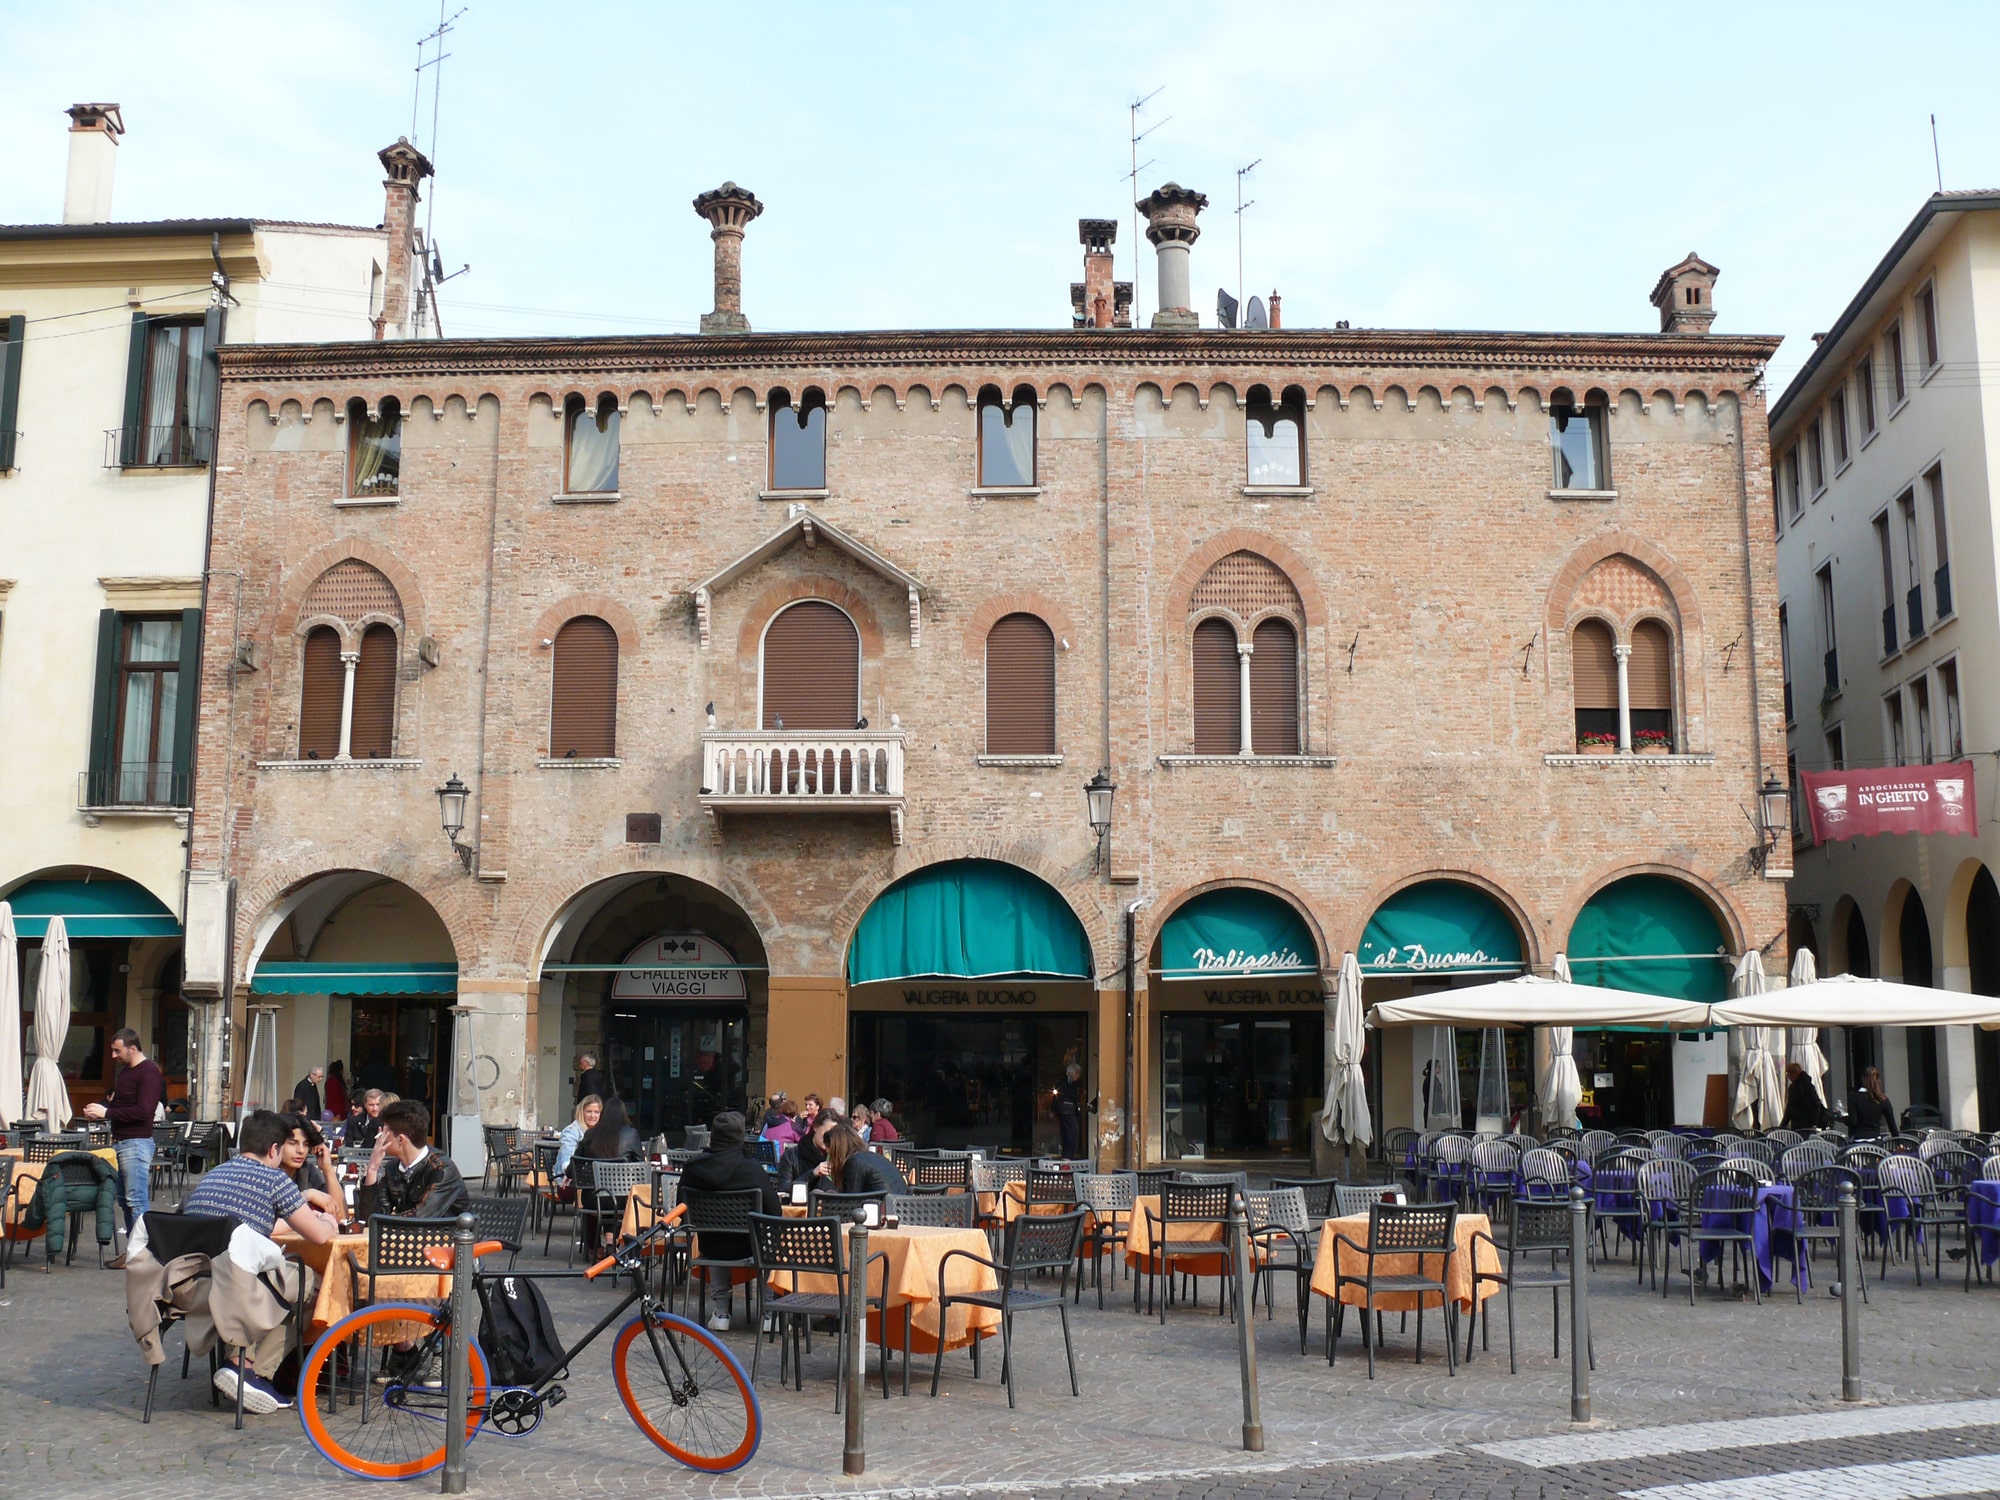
top-left (23, 914), bottom-right (71, 1131)
top-left (0, 903), bottom-right (21, 1129)
top-left (1729, 953), bottom-right (1784, 1131)
top-left (1785, 948), bottom-right (1829, 1105)
top-left (1537, 955), bottom-right (1583, 1130)
top-left (1318, 952), bottom-right (1371, 1162)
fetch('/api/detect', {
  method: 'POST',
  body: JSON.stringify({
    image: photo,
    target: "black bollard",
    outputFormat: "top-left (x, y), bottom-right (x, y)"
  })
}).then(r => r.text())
top-left (441, 1211), bottom-right (476, 1494)
top-left (1569, 1185), bottom-right (1591, 1424)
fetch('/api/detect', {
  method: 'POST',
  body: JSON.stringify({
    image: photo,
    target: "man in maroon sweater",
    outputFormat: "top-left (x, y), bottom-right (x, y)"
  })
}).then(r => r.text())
top-left (85, 1027), bottom-right (164, 1264)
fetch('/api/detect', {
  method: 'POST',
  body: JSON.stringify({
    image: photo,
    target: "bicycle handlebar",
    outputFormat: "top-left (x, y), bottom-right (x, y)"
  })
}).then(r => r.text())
top-left (585, 1203), bottom-right (688, 1279)
top-left (422, 1239), bottom-right (506, 1271)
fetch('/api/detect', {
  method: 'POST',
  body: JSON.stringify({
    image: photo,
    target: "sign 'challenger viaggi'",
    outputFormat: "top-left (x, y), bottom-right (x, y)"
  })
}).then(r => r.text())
top-left (1799, 762), bottom-right (1977, 844)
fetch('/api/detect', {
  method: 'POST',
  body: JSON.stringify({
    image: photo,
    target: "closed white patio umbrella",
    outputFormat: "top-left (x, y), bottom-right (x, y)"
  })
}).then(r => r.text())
top-left (1537, 955), bottom-right (1583, 1131)
top-left (1730, 953), bottom-right (1784, 1131)
top-left (1319, 952), bottom-right (1372, 1162)
top-left (1711, 972), bottom-right (2000, 1029)
top-left (0, 903), bottom-right (21, 1129)
top-left (1368, 973), bottom-right (1711, 1030)
top-left (23, 915), bottom-right (72, 1131)
top-left (1785, 949), bottom-right (1830, 1105)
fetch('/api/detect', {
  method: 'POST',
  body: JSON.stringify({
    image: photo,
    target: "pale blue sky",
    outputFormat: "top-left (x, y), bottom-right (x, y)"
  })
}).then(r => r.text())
top-left (5, 2), bottom-right (1997, 395)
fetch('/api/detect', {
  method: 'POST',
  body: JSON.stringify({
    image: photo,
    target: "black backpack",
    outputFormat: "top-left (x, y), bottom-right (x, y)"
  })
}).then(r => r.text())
top-left (475, 1274), bottom-right (564, 1387)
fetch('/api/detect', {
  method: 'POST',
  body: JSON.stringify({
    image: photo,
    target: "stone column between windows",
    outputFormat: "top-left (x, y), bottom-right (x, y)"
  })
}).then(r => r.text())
top-left (336, 649), bottom-right (360, 761)
top-left (1237, 640), bottom-right (1255, 756)
top-left (1613, 642), bottom-right (1633, 754)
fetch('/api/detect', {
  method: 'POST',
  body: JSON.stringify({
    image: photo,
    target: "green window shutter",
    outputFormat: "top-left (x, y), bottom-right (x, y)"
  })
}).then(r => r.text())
top-left (193, 306), bottom-right (223, 464)
top-left (0, 314), bottom-right (24, 472)
top-left (119, 312), bottom-right (149, 466)
top-left (170, 606), bottom-right (202, 805)
top-left (87, 608), bottom-right (122, 802)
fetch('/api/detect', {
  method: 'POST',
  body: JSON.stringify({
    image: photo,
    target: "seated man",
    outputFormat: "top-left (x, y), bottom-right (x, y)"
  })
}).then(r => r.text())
top-left (359, 1099), bottom-right (472, 1220)
top-left (678, 1112), bottom-right (781, 1331)
top-left (182, 1107), bottom-right (338, 1414)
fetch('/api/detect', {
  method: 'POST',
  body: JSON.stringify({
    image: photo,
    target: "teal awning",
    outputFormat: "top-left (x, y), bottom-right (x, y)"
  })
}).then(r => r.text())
top-left (1360, 881), bottom-right (1524, 976)
top-left (252, 961), bottom-right (459, 996)
top-left (847, 860), bottom-right (1092, 985)
top-left (1568, 875), bottom-right (1728, 1004)
top-left (4, 877), bottom-right (179, 939)
top-left (1156, 888), bottom-right (1319, 980)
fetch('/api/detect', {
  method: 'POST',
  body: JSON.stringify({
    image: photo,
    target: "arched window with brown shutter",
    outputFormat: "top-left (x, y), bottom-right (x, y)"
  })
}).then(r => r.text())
top-left (761, 600), bottom-right (860, 730)
top-left (1572, 619), bottom-right (1618, 751)
top-left (985, 613), bottom-right (1056, 754)
top-left (1249, 618), bottom-right (1300, 754)
top-left (1629, 619), bottom-right (1675, 752)
top-left (1191, 617), bottom-right (1241, 754)
top-left (551, 615), bottom-right (619, 758)
top-left (349, 624), bottom-right (398, 759)
top-left (298, 626), bottom-right (344, 759)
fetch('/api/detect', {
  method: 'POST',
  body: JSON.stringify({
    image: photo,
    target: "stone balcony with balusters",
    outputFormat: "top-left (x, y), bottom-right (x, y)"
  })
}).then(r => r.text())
top-left (698, 728), bottom-right (908, 843)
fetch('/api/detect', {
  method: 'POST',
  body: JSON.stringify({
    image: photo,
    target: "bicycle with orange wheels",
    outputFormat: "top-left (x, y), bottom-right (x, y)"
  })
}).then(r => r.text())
top-left (298, 1206), bottom-right (760, 1480)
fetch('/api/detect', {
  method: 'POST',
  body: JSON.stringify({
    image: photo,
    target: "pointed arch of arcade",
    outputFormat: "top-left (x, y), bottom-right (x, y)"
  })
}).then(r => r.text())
top-left (517, 855), bottom-right (781, 985)
top-left (1829, 894), bottom-right (1871, 977)
top-left (236, 859), bottom-right (473, 987)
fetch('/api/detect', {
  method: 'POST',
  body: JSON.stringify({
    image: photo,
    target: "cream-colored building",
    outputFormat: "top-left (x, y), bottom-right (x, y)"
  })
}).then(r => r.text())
top-left (1772, 189), bottom-right (2000, 1131)
top-left (0, 104), bottom-right (434, 1120)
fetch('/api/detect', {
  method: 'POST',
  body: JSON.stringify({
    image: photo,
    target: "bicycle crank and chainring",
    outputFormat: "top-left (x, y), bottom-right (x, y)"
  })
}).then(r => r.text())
top-left (486, 1389), bottom-right (543, 1435)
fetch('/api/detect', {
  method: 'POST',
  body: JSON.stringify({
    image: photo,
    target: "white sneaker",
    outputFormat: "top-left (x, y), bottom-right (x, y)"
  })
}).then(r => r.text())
top-left (707, 1312), bottom-right (732, 1333)
top-left (212, 1364), bottom-right (240, 1405)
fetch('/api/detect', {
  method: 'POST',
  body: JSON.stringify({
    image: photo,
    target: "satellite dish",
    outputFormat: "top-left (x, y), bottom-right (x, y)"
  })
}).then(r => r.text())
top-left (1245, 296), bottom-right (1269, 330)
top-left (1216, 289), bottom-right (1239, 330)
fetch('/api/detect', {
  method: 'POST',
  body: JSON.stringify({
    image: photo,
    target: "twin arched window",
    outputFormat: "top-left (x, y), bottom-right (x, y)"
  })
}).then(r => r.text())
top-left (564, 395), bottom-right (620, 494)
top-left (985, 613), bottom-right (1056, 755)
top-left (550, 616), bottom-right (618, 757)
top-left (978, 385), bottom-right (1037, 487)
top-left (1572, 617), bottom-right (1675, 752)
top-left (1192, 616), bottom-right (1300, 754)
top-left (347, 398), bottom-right (401, 498)
top-left (299, 623), bottom-right (397, 759)
top-left (1246, 385), bottom-right (1305, 487)
top-left (770, 388), bottom-right (827, 490)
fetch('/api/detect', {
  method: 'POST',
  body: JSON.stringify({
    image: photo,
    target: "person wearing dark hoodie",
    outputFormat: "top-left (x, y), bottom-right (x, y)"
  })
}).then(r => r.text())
top-left (677, 1111), bottom-right (780, 1331)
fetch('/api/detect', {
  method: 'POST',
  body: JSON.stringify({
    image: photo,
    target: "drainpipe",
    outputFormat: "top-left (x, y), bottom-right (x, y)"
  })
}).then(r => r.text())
top-left (1124, 896), bottom-right (1150, 1169)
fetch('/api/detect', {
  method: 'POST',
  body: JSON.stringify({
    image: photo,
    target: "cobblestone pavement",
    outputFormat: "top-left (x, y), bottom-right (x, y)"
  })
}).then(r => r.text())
top-left (5, 1227), bottom-right (2000, 1499)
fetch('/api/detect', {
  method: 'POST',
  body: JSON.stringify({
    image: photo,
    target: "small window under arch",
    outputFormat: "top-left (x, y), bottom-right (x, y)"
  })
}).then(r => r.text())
top-left (298, 626), bottom-right (344, 760)
top-left (1191, 617), bottom-right (1241, 754)
top-left (1629, 619), bottom-right (1675, 752)
top-left (1572, 619), bottom-right (1618, 751)
top-left (1249, 617), bottom-right (1300, 754)
top-left (978, 384), bottom-right (1037, 488)
top-left (565, 394), bottom-right (621, 494)
top-left (349, 624), bottom-right (398, 758)
top-left (1245, 385), bottom-right (1305, 487)
top-left (769, 387), bottom-right (828, 491)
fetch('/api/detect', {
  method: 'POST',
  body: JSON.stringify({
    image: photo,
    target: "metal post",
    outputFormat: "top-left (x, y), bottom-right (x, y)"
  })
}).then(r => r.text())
top-left (1229, 1190), bottom-right (1264, 1451)
top-left (1838, 1183), bottom-right (1861, 1401)
top-left (844, 1214), bottom-right (870, 1476)
top-left (441, 1211), bottom-right (475, 1493)
top-left (1569, 1185), bottom-right (1591, 1424)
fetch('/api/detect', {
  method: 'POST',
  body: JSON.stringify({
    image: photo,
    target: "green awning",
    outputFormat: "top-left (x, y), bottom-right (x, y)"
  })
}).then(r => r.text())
top-left (3, 877), bottom-right (179, 939)
top-left (1568, 875), bottom-right (1728, 1004)
top-left (1156, 888), bottom-right (1319, 979)
top-left (1360, 880), bottom-right (1524, 976)
top-left (252, 961), bottom-right (459, 995)
top-left (847, 860), bottom-right (1092, 985)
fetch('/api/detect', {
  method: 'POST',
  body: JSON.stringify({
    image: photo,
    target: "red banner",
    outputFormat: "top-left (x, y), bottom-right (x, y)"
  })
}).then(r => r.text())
top-left (1801, 761), bottom-right (1977, 844)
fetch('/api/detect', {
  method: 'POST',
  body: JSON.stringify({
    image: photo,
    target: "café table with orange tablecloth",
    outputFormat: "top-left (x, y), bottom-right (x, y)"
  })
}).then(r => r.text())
top-left (1123, 1193), bottom-right (1246, 1278)
top-left (273, 1226), bottom-right (445, 1337)
top-left (766, 1222), bottom-right (1001, 1356)
top-left (2, 1145), bottom-right (121, 1242)
top-left (1309, 1210), bottom-right (1501, 1314)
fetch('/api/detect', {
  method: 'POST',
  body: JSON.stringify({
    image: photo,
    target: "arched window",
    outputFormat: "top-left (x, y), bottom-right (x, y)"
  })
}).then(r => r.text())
top-left (769, 387), bottom-right (827, 490)
top-left (298, 626), bottom-right (344, 759)
top-left (564, 394), bottom-right (620, 494)
top-left (1191, 617), bottom-right (1241, 754)
top-left (985, 613), bottom-right (1056, 755)
top-left (347, 398), bottom-right (401, 498)
top-left (1245, 385), bottom-right (1305, 487)
top-left (977, 384), bottom-right (1036, 488)
top-left (761, 601), bottom-right (860, 730)
top-left (349, 624), bottom-right (397, 758)
top-left (550, 616), bottom-right (619, 758)
top-left (1629, 620), bottom-right (1675, 752)
top-left (1249, 618), bottom-right (1300, 754)
top-left (1572, 619), bottom-right (1618, 751)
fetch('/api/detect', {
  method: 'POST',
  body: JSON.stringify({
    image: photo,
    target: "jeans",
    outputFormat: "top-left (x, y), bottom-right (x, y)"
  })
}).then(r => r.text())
top-left (115, 1136), bottom-right (155, 1231)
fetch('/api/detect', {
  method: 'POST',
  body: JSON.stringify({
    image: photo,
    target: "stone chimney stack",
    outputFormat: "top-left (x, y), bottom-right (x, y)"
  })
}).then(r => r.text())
top-left (375, 138), bottom-right (434, 340)
top-left (1137, 183), bottom-right (1208, 330)
top-left (1070, 219), bottom-right (1133, 329)
top-left (1650, 253), bottom-right (1719, 334)
top-left (1269, 291), bottom-right (1282, 330)
top-left (62, 103), bottom-right (124, 224)
top-left (693, 182), bottom-right (763, 334)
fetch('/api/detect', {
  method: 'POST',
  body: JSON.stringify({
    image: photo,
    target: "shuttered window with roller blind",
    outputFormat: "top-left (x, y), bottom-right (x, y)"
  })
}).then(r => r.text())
top-left (985, 613), bottom-right (1056, 754)
top-left (1249, 618), bottom-right (1300, 754)
top-left (551, 616), bottom-right (619, 757)
top-left (349, 625), bottom-right (398, 758)
top-left (1191, 618), bottom-right (1241, 754)
top-left (761, 601), bottom-right (860, 729)
top-left (1572, 619), bottom-right (1618, 749)
top-left (1629, 619), bottom-right (1675, 750)
top-left (298, 626), bottom-right (345, 759)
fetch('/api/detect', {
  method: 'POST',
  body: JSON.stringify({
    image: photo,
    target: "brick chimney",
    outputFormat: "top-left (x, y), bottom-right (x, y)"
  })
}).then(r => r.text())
top-left (62, 103), bottom-right (124, 224)
top-left (1650, 253), bottom-right (1719, 334)
top-left (375, 138), bottom-right (433, 340)
top-left (1268, 291), bottom-right (1282, 330)
top-left (1070, 219), bottom-right (1133, 329)
top-left (1137, 183), bottom-right (1207, 330)
top-left (692, 182), bottom-right (763, 335)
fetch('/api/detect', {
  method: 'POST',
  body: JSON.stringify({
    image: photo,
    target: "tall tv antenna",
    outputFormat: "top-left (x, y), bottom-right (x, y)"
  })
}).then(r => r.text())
top-left (1930, 113), bottom-right (1944, 192)
top-left (410, 4), bottom-right (469, 336)
top-left (1127, 87), bottom-right (1168, 324)
top-left (1235, 159), bottom-right (1260, 320)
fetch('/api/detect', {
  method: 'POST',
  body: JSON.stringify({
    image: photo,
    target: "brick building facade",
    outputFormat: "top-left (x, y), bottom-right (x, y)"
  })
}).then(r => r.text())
top-left (184, 196), bottom-right (1787, 1166)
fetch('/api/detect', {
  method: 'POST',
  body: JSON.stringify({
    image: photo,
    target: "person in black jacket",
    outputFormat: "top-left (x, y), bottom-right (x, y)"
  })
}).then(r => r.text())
top-left (778, 1110), bottom-right (840, 1195)
top-left (358, 1099), bottom-right (471, 1219)
top-left (578, 1095), bottom-right (641, 1161)
top-left (293, 1067), bottom-right (325, 1122)
top-left (819, 1124), bottom-right (911, 1197)
top-left (1779, 1062), bottom-right (1829, 1132)
top-left (575, 1052), bottom-right (612, 1107)
top-left (677, 1112), bottom-right (780, 1331)
top-left (1848, 1067), bottom-right (1896, 1138)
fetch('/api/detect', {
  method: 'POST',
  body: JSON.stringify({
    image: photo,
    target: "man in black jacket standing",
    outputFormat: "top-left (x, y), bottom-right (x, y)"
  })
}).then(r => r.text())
top-left (293, 1066), bottom-right (325, 1122)
top-left (678, 1112), bottom-right (779, 1332)
top-left (358, 1100), bottom-right (471, 1220)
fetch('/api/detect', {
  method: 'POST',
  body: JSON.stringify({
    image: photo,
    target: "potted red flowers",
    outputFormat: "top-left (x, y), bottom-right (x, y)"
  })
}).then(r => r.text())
top-left (1577, 730), bottom-right (1618, 756)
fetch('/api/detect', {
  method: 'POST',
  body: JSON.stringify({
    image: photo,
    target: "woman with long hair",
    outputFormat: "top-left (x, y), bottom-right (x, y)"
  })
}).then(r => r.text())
top-left (1848, 1065), bottom-right (1896, 1137)
top-left (580, 1094), bottom-right (641, 1160)
top-left (556, 1094), bottom-right (601, 1180)
top-left (818, 1123), bottom-right (910, 1196)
